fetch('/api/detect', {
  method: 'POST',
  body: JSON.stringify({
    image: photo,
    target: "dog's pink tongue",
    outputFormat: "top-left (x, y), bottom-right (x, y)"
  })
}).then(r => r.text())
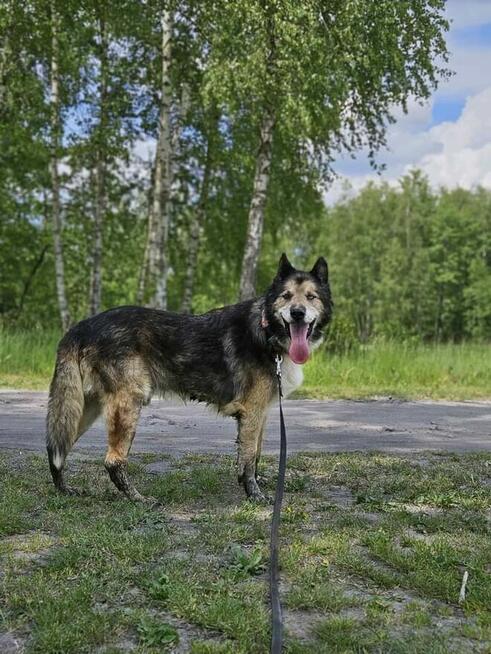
top-left (289, 323), bottom-right (310, 364)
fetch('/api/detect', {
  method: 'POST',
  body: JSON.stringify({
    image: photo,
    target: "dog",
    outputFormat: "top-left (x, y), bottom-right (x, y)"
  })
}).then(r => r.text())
top-left (46, 253), bottom-right (332, 503)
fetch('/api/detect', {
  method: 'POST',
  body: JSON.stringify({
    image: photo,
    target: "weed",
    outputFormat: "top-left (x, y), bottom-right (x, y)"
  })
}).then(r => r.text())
top-left (137, 615), bottom-right (179, 648)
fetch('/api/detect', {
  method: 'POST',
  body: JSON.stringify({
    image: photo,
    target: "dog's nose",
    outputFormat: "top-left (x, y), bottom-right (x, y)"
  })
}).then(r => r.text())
top-left (290, 305), bottom-right (306, 322)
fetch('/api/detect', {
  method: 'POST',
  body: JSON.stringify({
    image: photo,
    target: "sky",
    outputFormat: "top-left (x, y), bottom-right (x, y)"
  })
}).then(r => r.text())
top-left (325, 0), bottom-right (491, 204)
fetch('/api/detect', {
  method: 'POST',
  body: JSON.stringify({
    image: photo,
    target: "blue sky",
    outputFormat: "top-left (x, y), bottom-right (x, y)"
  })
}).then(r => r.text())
top-left (325, 0), bottom-right (491, 203)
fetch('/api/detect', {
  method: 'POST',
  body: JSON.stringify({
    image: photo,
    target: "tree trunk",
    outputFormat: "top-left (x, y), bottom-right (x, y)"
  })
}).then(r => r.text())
top-left (147, 131), bottom-right (163, 291)
top-left (0, 10), bottom-right (12, 113)
top-left (138, 83), bottom-right (186, 307)
top-left (89, 12), bottom-right (108, 316)
top-left (152, 8), bottom-right (173, 309)
top-left (238, 105), bottom-right (275, 301)
top-left (136, 162), bottom-right (155, 304)
top-left (50, 0), bottom-right (71, 331)
top-left (180, 216), bottom-right (200, 314)
top-left (180, 133), bottom-right (212, 313)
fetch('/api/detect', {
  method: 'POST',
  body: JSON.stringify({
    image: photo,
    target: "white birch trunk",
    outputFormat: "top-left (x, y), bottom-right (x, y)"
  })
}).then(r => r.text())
top-left (89, 14), bottom-right (107, 316)
top-left (148, 132), bottom-right (163, 287)
top-left (180, 133), bottom-right (212, 314)
top-left (50, 0), bottom-right (71, 331)
top-left (140, 84), bottom-right (187, 306)
top-left (238, 105), bottom-right (275, 301)
top-left (180, 214), bottom-right (201, 314)
top-left (0, 26), bottom-right (11, 111)
top-left (170, 83), bottom-right (190, 202)
top-left (136, 160), bottom-right (157, 303)
top-left (152, 8), bottom-right (173, 309)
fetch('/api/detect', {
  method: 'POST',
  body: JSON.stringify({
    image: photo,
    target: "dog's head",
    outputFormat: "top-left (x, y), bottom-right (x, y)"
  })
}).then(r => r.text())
top-left (263, 253), bottom-right (333, 364)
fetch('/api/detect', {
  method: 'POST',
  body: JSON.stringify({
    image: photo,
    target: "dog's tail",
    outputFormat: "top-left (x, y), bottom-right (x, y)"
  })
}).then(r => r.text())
top-left (46, 343), bottom-right (84, 480)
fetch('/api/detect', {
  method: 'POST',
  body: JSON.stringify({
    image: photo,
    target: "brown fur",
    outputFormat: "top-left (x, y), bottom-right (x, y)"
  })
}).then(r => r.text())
top-left (272, 279), bottom-right (324, 315)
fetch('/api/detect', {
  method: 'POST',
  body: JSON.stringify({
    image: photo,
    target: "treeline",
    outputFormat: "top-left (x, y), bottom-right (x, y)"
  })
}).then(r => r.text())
top-left (316, 173), bottom-right (491, 344)
top-left (0, 0), bottom-right (450, 329)
top-left (3, 161), bottom-right (491, 343)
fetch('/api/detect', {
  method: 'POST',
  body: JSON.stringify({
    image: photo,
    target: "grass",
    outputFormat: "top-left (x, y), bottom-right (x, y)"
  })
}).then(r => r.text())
top-left (0, 450), bottom-right (490, 652)
top-left (0, 327), bottom-right (490, 399)
top-left (0, 328), bottom-right (59, 390)
top-left (303, 341), bottom-right (491, 400)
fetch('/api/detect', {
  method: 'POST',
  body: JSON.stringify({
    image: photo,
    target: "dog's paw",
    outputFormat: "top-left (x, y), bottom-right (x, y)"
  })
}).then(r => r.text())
top-left (247, 490), bottom-right (271, 505)
top-left (59, 485), bottom-right (84, 497)
top-left (244, 478), bottom-right (271, 504)
top-left (128, 490), bottom-right (162, 507)
top-left (142, 495), bottom-right (163, 508)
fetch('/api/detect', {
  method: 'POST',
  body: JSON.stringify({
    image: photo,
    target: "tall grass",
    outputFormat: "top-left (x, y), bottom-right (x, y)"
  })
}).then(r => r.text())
top-left (0, 328), bottom-right (60, 389)
top-left (0, 328), bottom-right (490, 399)
top-left (303, 341), bottom-right (491, 400)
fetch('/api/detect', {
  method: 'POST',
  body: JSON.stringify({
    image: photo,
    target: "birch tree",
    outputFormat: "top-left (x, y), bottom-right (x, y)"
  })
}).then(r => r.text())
top-left (180, 126), bottom-right (213, 313)
top-left (205, 0), bottom-right (450, 299)
top-left (88, 7), bottom-right (108, 315)
top-left (136, 162), bottom-right (156, 304)
top-left (0, 1), bottom-right (14, 112)
top-left (49, 0), bottom-right (71, 330)
top-left (151, 8), bottom-right (173, 309)
top-left (238, 105), bottom-right (275, 300)
top-left (136, 6), bottom-right (173, 309)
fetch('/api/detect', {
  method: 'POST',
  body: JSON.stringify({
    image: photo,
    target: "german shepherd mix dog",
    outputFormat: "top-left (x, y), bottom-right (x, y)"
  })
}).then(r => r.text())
top-left (47, 254), bottom-right (332, 503)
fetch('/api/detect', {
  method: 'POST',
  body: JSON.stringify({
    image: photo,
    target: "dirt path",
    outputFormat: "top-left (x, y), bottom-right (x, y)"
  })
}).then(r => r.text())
top-left (0, 390), bottom-right (489, 456)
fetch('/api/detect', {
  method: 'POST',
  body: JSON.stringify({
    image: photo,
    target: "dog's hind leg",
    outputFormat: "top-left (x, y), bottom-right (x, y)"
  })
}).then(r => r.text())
top-left (103, 392), bottom-right (153, 503)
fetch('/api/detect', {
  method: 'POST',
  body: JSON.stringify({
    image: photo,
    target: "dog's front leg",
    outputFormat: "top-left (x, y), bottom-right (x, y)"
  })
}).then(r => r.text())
top-left (237, 409), bottom-right (269, 503)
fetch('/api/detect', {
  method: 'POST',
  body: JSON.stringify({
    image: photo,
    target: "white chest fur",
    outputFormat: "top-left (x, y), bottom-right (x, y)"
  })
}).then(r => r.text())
top-left (280, 356), bottom-right (304, 398)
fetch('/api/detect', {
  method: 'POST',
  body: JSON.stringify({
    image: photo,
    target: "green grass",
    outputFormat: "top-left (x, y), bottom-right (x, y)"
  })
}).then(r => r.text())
top-left (0, 327), bottom-right (59, 389)
top-left (303, 341), bottom-right (491, 400)
top-left (0, 328), bottom-right (490, 399)
top-left (0, 451), bottom-right (490, 652)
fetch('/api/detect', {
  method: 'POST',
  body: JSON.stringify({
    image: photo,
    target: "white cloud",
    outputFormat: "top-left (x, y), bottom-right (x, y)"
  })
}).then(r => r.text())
top-left (325, 86), bottom-right (491, 204)
top-left (414, 86), bottom-right (491, 188)
top-left (324, 0), bottom-right (491, 205)
top-left (429, 87), bottom-right (491, 151)
top-left (437, 2), bottom-right (491, 100)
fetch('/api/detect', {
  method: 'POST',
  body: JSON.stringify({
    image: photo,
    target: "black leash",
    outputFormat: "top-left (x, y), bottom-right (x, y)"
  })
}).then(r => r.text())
top-left (270, 354), bottom-right (287, 653)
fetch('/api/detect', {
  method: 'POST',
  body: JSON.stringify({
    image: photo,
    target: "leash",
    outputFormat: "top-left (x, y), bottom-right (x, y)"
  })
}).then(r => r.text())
top-left (270, 353), bottom-right (286, 653)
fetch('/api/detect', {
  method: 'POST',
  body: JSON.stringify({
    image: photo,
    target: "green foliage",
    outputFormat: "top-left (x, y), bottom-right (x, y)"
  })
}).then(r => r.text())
top-left (0, 0), bottom-right (454, 327)
top-left (1, 329), bottom-right (490, 400)
top-left (137, 616), bottom-right (179, 648)
top-left (204, 0), bottom-right (450, 174)
top-left (148, 572), bottom-right (172, 603)
top-left (227, 544), bottom-right (266, 579)
top-left (323, 315), bottom-right (361, 354)
top-left (310, 172), bottom-right (491, 342)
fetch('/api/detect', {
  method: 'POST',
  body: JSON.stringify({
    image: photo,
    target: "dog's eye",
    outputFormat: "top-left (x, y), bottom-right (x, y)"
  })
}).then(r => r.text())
top-left (282, 292), bottom-right (293, 300)
top-left (306, 293), bottom-right (317, 301)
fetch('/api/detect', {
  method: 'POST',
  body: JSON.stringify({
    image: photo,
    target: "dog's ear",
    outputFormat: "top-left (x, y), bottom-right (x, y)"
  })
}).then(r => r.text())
top-left (275, 253), bottom-right (295, 281)
top-left (310, 257), bottom-right (329, 285)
